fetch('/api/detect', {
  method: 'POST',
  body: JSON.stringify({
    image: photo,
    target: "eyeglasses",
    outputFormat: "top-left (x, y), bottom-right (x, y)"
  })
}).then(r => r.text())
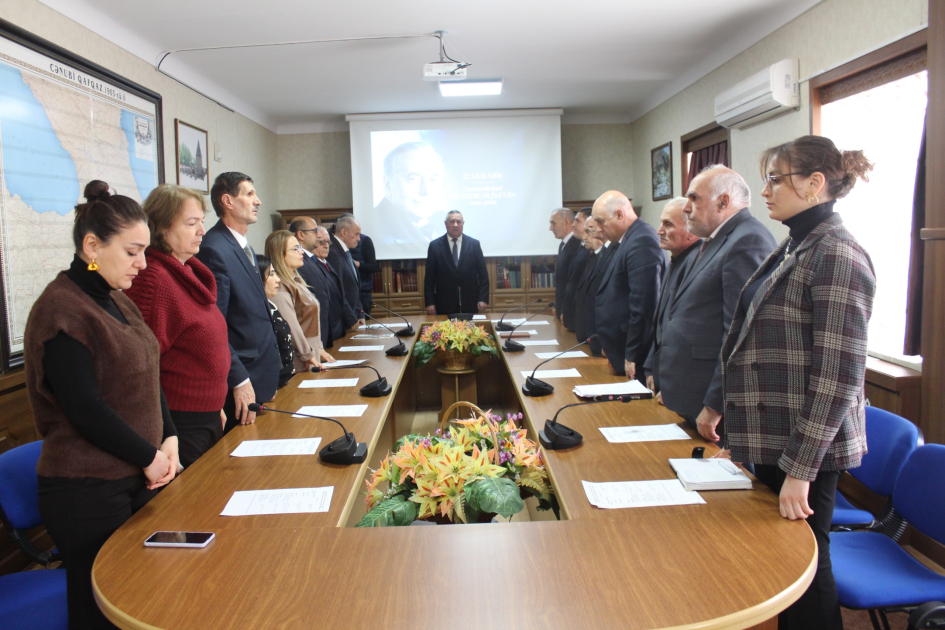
top-left (315, 239), bottom-right (331, 246)
top-left (296, 228), bottom-right (318, 233)
top-left (291, 245), bottom-right (305, 253)
top-left (763, 172), bottom-right (806, 187)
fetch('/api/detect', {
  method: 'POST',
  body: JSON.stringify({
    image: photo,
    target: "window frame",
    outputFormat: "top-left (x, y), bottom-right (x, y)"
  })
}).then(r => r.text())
top-left (680, 122), bottom-right (731, 194)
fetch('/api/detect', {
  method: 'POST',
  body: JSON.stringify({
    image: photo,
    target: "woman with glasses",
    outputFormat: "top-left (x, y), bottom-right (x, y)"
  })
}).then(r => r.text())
top-left (264, 230), bottom-right (335, 373)
top-left (718, 135), bottom-right (875, 629)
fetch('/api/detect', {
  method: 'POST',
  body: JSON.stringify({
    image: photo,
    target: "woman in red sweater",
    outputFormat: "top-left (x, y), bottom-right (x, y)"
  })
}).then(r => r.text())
top-left (125, 185), bottom-right (231, 468)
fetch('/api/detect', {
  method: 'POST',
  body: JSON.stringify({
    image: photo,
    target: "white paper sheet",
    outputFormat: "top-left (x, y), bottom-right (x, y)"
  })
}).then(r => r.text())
top-left (338, 345), bottom-right (384, 352)
top-left (220, 487), bottom-right (334, 516)
top-left (573, 380), bottom-right (653, 398)
top-left (490, 319), bottom-right (550, 326)
top-left (582, 480), bottom-right (705, 509)
top-left (498, 330), bottom-right (538, 337)
top-left (472, 314), bottom-right (487, 320)
top-left (230, 438), bottom-right (322, 457)
top-left (351, 333), bottom-right (394, 339)
top-left (517, 339), bottom-right (559, 346)
top-left (324, 359), bottom-right (366, 367)
top-left (534, 350), bottom-right (588, 359)
top-left (298, 378), bottom-right (360, 389)
top-left (294, 405), bottom-right (368, 418)
top-left (520, 368), bottom-right (582, 379)
top-left (598, 424), bottom-right (690, 443)
top-left (359, 322), bottom-right (408, 329)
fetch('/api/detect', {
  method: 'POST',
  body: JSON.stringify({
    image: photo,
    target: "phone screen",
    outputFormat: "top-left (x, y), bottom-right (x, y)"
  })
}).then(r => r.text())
top-left (145, 531), bottom-right (214, 545)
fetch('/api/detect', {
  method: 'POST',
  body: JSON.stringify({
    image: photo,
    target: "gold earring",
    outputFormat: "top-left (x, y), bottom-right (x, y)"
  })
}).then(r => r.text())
top-left (87, 258), bottom-right (99, 271)
top-left (806, 190), bottom-right (819, 205)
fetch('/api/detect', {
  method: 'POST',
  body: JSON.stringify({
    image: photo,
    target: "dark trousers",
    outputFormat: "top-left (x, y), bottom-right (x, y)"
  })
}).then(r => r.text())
top-left (39, 475), bottom-right (157, 630)
top-left (222, 389), bottom-right (241, 434)
top-left (754, 465), bottom-right (843, 630)
top-left (170, 409), bottom-right (223, 468)
top-left (360, 290), bottom-right (372, 315)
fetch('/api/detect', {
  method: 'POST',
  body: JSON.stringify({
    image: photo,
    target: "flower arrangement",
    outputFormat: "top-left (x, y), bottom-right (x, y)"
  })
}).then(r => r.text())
top-left (412, 319), bottom-right (498, 368)
top-left (357, 410), bottom-right (558, 527)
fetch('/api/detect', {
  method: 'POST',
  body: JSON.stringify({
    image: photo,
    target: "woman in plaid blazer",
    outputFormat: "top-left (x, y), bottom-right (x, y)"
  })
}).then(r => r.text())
top-left (717, 136), bottom-right (875, 630)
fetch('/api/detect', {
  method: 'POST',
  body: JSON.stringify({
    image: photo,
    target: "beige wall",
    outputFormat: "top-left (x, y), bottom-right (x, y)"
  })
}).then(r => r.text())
top-left (561, 124), bottom-right (633, 202)
top-left (630, 0), bottom-right (928, 239)
top-left (0, 0), bottom-right (280, 252)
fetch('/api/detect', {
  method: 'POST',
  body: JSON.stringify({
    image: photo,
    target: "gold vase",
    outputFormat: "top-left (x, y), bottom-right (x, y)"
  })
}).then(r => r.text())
top-left (439, 349), bottom-right (475, 372)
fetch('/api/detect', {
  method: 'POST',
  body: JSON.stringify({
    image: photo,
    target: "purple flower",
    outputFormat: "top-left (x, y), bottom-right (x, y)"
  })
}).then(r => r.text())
top-left (434, 429), bottom-right (441, 436)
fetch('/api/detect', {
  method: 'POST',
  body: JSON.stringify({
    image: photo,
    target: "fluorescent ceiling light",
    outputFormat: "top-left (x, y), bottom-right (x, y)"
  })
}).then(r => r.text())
top-left (439, 80), bottom-right (502, 97)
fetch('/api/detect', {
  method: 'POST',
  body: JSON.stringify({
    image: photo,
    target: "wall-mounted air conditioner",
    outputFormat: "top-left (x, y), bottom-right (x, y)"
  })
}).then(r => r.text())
top-left (714, 59), bottom-right (799, 129)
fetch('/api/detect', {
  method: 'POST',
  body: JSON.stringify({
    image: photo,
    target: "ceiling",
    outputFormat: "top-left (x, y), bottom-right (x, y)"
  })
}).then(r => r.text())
top-left (37, 0), bottom-right (822, 133)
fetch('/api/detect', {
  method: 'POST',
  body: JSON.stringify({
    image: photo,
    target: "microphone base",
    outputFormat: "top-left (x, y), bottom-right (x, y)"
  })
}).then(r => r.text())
top-left (522, 376), bottom-right (554, 397)
top-left (360, 378), bottom-right (392, 397)
top-left (396, 327), bottom-right (415, 337)
top-left (385, 344), bottom-right (409, 357)
top-left (539, 421), bottom-right (584, 450)
top-left (503, 340), bottom-right (525, 352)
top-left (319, 435), bottom-right (368, 465)
top-left (494, 322), bottom-right (514, 332)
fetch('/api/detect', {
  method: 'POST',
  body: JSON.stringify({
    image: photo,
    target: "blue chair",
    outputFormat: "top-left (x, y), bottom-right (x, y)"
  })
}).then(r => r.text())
top-left (0, 441), bottom-right (59, 565)
top-left (0, 570), bottom-right (67, 630)
top-left (831, 444), bottom-right (945, 630)
top-left (832, 406), bottom-right (921, 533)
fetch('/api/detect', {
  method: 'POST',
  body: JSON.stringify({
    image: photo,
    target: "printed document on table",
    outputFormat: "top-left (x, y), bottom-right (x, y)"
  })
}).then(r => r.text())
top-left (352, 333), bottom-right (394, 339)
top-left (338, 345), bottom-right (384, 352)
top-left (325, 359), bottom-right (366, 367)
top-left (298, 378), bottom-right (359, 389)
top-left (521, 368), bottom-right (582, 379)
top-left (490, 319), bottom-right (550, 326)
top-left (359, 322), bottom-right (408, 329)
top-left (518, 339), bottom-right (559, 346)
top-left (599, 424), bottom-right (690, 443)
top-left (472, 314), bottom-right (487, 320)
top-left (534, 350), bottom-right (588, 359)
top-left (573, 380), bottom-right (653, 398)
top-left (499, 330), bottom-right (538, 337)
top-left (294, 405), bottom-right (368, 418)
top-left (582, 480), bottom-right (705, 509)
top-left (221, 487), bottom-right (334, 516)
top-left (230, 438), bottom-right (322, 457)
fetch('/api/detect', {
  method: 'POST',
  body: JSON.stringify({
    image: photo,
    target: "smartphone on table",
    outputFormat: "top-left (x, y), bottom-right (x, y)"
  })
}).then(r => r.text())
top-left (143, 531), bottom-right (215, 548)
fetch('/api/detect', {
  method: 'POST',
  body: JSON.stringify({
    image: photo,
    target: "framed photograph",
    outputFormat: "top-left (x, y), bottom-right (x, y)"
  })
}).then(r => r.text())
top-left (651, 142), bottom-right (673, 201)
top-left (175, 119), bottom-right (210, 193)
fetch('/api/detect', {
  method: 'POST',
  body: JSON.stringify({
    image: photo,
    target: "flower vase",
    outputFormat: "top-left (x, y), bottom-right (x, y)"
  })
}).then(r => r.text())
top-left (439, 349), bottom-right (474, 372)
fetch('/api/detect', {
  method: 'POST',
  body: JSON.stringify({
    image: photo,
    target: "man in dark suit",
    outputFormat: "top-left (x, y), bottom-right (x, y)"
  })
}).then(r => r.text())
top-left (290, 217), bottom-right (336, 349)
top-left (592, 190), bottom-right (664, 379)
top-left (424, 211), bottom-right (489, 315)
top-left (196, 172), bottom-right (281, 432)
top-left (350, 233), bottom-right (378, 316)
top-left (579, 215), bottom-right (617, 356)
top-left (313, 227), bottom-right (357, 345)
top-left (549, 208), bottom-right (581, 326)
top-left (658, 166), bottom-right (776, 435)
top-left (327, 214), bottom-right (366, 326)
top-left (643, 197), bottom-right (701, 400)
top-left (562, 208), bottom-right (590, 331)
top-left (573, 211), bottom-right (605, 349)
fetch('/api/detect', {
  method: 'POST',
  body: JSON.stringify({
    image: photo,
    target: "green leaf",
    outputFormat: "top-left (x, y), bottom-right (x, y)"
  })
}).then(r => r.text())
top-left (465, 477), bottom-right (525, 519)
top-left (355, 495), bottom-right (419, 527)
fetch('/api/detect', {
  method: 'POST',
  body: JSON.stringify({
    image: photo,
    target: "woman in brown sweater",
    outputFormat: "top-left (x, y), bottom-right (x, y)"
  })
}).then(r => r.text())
top-left (24, 180), bottom-right (179, 629)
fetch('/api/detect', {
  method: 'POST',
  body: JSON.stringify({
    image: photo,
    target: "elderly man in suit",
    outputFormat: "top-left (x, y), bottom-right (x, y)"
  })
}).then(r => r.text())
top-left (312, 227), bottom-right (357, 345)
top-left (327, 214), bottom-right (366, 326)
top-left (657, 165), bottom-right (776, 434)
top-left (196, 172), bottom-right (281, 432)
top-left (549, 208), bottom-right (581, 326)
top-left (562, 208), bottom-right (590, 331)
top-left (573, 211), bottom-right (609, 353)
top-left (644, 198), bottom-right (701, 401)
top-left (424, 211), bottom-right (489, 315)
top-left (592, 191), bottom-right (664, 379)
top-left (290, 217), bottom-right (336, 348)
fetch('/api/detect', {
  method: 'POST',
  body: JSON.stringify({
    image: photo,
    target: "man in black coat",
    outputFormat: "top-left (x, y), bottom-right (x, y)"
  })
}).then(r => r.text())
top-left (327, 214), bottom-right (366, 326)
top-left (592, 190), bottom-right (665, 379)
top-left (549, 208), bottom-right (581, 326)
top-left (573, 215), bottom-right (613, 356)
top-left (350, 233), bottom-right (378, 316)
top-left (312, 227), bottom-right (357, 345)
top-left (289, 216), bottom-right (332, 346)
top-left (424, 211), bottom-right (489, 315)
top-left (562, 208), bottom-right (590, 331)
top-left (196, 172), bottom-right (281, 432)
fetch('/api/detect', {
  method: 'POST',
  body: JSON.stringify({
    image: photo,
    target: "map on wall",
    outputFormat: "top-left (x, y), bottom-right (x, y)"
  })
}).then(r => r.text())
top-left (0, 33), bottom-right (161, 356)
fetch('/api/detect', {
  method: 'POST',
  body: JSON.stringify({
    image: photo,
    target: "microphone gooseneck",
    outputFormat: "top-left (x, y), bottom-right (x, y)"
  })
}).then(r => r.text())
top-left (370, 302), bottom-right (415, 337)
top-left (539, 393), bottom-right (633, 450)
top-left (523, 335), bottom-right (599, 397)
top-left (359, 311), bottom-right (408, 357)
top-left (496, 298), bottom-right (543, 331)
top-left (503, 301), bottom-right (554, 352)
top-left (311, 363), bottom-right (392, 397)
top-left (245, 403), bottom-right (368, 464)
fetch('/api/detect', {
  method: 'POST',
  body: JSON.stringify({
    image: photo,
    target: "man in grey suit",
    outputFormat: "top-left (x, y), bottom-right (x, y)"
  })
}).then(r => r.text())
top-left (656, 165), bottom-right (776, 436)
top-left (592, 191), bottom-right (664, 380)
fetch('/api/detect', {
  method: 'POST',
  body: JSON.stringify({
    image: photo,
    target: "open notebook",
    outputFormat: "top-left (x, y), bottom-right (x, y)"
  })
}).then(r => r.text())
top-left (668, 458), bottom-right (753, 491)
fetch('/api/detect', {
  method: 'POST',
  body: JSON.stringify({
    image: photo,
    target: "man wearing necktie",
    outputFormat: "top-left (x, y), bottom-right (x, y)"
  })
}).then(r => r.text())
top-left (549, 208), bottom-right (581, 325)
top-left (424, 211), bottom-right (489, 315)
top-left (326, 214), bottom-right (366, 328)
top-left (196, 172), bottom-right (281, 432)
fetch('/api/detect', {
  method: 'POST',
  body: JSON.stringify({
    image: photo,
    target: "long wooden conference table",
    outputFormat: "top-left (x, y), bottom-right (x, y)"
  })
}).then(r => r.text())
top-left (92, 315), bottom-right (815, 629)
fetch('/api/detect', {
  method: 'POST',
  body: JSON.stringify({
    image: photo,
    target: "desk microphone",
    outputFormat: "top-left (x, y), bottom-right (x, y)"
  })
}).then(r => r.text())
top-left (503, 301), bottom-right (554, 352)
top-left (370, 302), bottom-right (415, 337)
top-left (539, 395), bottom-right (635, 450)
top-left (247, 403), bottom-right (367, 464)
top-left (495, 298), bottom-right (543, 331)
top-left (310, 364), bottom-right (391, 397)
top-left (522, 335), bottom-right (598, 397)
top-left (359, 311), bottom-right (408, 357)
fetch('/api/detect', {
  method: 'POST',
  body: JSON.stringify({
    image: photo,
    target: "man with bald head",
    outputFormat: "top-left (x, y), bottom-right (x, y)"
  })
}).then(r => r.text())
top-left (549, 208), bottom-right (581, 327)
top-left (592, 191), bottom-right (664, 379)
top-left (289, 216), bottom-right (335, 345)
top-left (660, 165), bottom-right (776, 440)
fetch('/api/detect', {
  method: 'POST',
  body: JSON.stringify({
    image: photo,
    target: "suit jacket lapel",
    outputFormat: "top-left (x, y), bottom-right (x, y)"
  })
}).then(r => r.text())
top-left (596, 235), bottom-right (626, 294)
top-left (218, 225), bottom-right (267, 302)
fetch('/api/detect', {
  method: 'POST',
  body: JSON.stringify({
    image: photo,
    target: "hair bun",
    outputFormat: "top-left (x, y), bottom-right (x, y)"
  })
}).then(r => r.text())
top-left (83, 179), bottom-right (111, 203)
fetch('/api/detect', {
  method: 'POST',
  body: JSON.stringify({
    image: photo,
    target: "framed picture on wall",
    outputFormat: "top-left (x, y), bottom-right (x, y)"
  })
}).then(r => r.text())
top-left (175, 119), bottom-right (210, 193)
top-left (651, 142), bottom-right (673, 201)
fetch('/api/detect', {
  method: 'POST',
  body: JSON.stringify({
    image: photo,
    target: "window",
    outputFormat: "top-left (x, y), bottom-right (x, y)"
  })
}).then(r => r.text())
top-left (681, 123), bottom-right (730, 193)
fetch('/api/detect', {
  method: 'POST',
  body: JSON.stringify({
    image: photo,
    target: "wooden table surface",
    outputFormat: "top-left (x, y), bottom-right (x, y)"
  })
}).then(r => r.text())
top-left (92, 316), bottom-right (815, 630)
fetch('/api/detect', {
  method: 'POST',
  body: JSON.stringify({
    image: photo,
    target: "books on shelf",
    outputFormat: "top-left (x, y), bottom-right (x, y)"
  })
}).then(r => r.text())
top-left (373, 271), bottom-right (384, 293)
top-left (531, 271), bottom-right (555, 288)
top-left (668, 458), bottom-right (753, 491)
top-left (392, 271), bottom-right (418, 293)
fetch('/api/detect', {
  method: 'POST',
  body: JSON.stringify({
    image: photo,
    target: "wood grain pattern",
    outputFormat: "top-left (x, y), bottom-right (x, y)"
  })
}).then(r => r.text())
top-left (93, 316), bottom-right (815, 629)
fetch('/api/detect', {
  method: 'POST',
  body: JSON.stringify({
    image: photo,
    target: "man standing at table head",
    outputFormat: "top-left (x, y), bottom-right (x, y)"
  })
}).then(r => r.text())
top-left (549, 208), bottom-right (580, 324)
top-left (424, 211), bottom-right (489, 315)
top-left (196, 172), bottom-right (281, 431)
top-left (661, 165), bottom-right (776, 439)
top-left (327, 214), bottom-right (366, 327)
top-left (643, 198), bottom-right (700, 401)
top-left (592, 190), bottom-right (664, 380)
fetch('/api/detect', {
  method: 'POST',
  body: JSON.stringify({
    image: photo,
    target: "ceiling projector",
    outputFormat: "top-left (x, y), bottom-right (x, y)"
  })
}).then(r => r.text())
top-left (423, 62), bottom-right (467, 81)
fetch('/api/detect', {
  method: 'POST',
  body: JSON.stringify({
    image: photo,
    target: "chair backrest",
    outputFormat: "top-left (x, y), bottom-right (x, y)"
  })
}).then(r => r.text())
top-left (893, 444), bottom-right (945, 545)
top-left (849, 407), bottom-right (920, 496)
top-left (0, 441), bottom-right (43, 530)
